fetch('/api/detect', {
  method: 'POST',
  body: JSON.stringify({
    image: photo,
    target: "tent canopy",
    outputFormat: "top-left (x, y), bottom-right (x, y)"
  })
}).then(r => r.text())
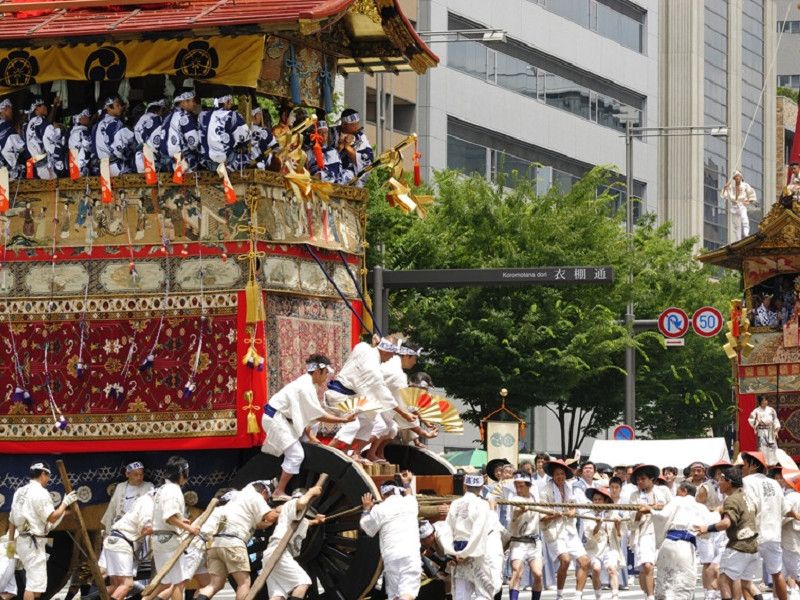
top-left (589, 438), bottom-right (730, 470)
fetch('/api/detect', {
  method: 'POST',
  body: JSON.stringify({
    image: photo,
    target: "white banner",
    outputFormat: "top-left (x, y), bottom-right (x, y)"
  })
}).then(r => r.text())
top-left (486, 421), bottom-right (519, 465)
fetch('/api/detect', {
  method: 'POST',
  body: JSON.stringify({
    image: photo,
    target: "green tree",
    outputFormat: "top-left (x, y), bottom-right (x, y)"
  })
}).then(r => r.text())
top-left (366, 168), bottom-right (740, 453)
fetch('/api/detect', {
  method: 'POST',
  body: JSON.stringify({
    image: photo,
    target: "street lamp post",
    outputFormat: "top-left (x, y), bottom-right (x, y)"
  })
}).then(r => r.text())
top-left (618, 122), bottom-right (728, 427)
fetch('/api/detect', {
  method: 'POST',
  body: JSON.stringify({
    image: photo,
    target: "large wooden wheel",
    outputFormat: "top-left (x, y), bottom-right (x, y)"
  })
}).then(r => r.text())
top-left (383, 443), bottom-right (455, 476)
top-left (230, 443), bottom-right (382, 600)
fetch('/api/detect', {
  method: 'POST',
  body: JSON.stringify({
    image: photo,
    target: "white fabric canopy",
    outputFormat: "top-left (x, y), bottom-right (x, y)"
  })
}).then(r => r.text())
top-left (589, 438), bottom-right (730, 469)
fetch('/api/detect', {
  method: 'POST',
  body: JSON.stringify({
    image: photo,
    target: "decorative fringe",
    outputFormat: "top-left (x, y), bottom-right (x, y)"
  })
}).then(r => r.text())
top-left (138, 354), bottom-right (154, 372)
top-left (244, 391), bottom-right (259, 433)
top-left (242, 345), bottom-right (265, 371)
top-left (245, 281), bottom-right (265, 324)
top-left (56, 415), bottom-right (68, 431)
top-left (76, 362), bottom-right (85, 378)
top-left (182, 380), bottom-right (196, 401)
top-left (107, 383), bottom-right (125, 402)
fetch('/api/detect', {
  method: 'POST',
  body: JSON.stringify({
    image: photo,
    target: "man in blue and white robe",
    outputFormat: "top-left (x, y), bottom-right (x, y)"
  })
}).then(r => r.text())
top-left (307, 120), bottom-right (344, 184)
top-left (201, 95), bottom-right (250, 170)
top-left (159, 91), bottom-right (201, 172)
top-left (92, 96), bottom-right (135, 176)
top-left (68, 109), bottom-right (93, 178)
top-left (25, 98), bottom-right (66, 179)
top-left (134, 99), bottom-right (165, 174)
top-left (0, 99), bottom-right (25, 179)
top-left (334, 108), bottom-right (373, 186)
top-left (249, 107), bottom-right (279, 170)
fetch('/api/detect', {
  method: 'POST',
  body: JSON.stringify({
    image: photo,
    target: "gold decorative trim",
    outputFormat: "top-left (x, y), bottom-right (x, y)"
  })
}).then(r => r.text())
top-left (0, 409), bottom-right (237, 441)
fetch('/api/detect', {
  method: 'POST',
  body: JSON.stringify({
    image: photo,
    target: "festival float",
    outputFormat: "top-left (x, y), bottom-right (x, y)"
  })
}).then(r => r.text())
top-left (0, 1), bottom-right (456, 597)
top-left (699, 194), bottom-right (800, 462)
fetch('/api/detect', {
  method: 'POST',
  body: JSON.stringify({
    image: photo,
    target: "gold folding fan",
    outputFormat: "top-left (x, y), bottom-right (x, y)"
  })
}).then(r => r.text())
top-left (399, 388), bottom-right (443, 422)
top-left (335, 395), bottom-right (383, 414)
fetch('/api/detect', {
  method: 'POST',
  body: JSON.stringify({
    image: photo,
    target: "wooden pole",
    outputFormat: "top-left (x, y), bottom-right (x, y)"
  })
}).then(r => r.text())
top-left (141, 498), bottom-right (220, 597)
top-left (55, 460), bottom-right (111, 600)
top-left (245, 474), bottom-right (329, 600)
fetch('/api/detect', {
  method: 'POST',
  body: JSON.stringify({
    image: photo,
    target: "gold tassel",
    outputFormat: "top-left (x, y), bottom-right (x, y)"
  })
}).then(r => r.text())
top-left (245, 281), bottom-right (265, 324)
top-left (243, 390), bottom-right (260, 433)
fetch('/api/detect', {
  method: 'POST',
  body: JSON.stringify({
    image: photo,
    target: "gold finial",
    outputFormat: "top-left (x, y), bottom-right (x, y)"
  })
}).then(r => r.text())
top-left (500, 388), bottom-right (508, 398)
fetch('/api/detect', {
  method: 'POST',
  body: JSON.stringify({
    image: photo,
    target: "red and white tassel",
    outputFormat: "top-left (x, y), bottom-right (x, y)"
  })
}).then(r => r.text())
top-left (143, 143), bottom-right (158, 186)
top-left (172, 153), bottom-right (186, 184)
top-left (0, 166), bottom-right (9, 213)
top-left (99, 157), bottom-right (113, 203)
top-left (68, 148), bottom-right (80, 181)
top-left (216, 162), bottom-right (237, 204)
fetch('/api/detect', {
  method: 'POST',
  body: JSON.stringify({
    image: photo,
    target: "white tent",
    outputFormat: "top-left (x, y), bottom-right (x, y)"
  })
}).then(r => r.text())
top-left (589, 438), bottom-right (730, 469)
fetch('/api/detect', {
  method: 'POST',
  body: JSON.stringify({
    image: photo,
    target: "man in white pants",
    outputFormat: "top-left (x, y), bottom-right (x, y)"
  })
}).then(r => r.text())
top-left (629, 464), bottom-right (671, 600)
top-left (742, 451), bottom-right (789, 600)
top-left (721, 170), bottom-right (756, 242)
top-left (360, 478), bottom-right (421, 600)
top-left (7, 462), bottom-right (79, 600)
top-left (147, 456), bottom-right (200, 600)
top-left (697, 461), bottom-right (730, 600)
top-left (101, 490), bottom-right (155, 600)
top-left (261, 354), bottom-right (355, 500)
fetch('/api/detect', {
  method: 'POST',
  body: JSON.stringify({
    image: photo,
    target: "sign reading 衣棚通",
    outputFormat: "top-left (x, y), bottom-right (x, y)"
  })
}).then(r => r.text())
top-left (380, 266), bottom-right (615, 289)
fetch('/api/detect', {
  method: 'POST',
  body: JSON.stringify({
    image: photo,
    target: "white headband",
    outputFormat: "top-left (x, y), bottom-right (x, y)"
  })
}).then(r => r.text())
top-left (306, 361), bottom-right (334, 373)
top-left (147, 99), bottom-right (165, 109)
top-left (29, 98), bottom-right (45, 113)
top-left (0, 99), bottom-right (11, 111)
top-left (30, 462), bottom-right (51, 474)
top-left (377, 338), bottom-right (398, 353)
top-left (214, 95), bottom-right (232, 108)
top-left (380, 482), bottom-right (402, 496)
top-left (419, 520), bottom-right (434, 538)
top-left (341, 112), bottom-right (360, 124)
top-left (251, 107), bottom-right (262, 117)
top-left (398, 345), bottom-right (422, 357)
top-left (125, 461), bottom-right (144, 473)
top-left (513, 473), bottom-right (532, 484)
top-left (464, 474), bottom-right (483, 487)
top-left (174, 91), bottom-right (194, 104)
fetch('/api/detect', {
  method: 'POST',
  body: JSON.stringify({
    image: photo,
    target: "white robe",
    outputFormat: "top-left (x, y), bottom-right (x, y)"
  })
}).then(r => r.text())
top-left (101, 480), bottom-right (155, 531)
top-left (443, 492), bottom-right (497, 599)
top-left (650, 495), bottom-right (716, 600)
top-left (261, 373), bottom-right (327, 456)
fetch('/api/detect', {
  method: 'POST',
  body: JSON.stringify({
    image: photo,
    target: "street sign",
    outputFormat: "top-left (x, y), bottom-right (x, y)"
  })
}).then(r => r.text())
top-left (692, 306), bottom-right (724, 337)
top-left (658, 307), bottom-right (689, 338)
top-left (378, 266), bottom-right (615, 289)
top-left (613, 425), bottom-right (635, 440)
top-left (665, 338), bottom-right (685, 347)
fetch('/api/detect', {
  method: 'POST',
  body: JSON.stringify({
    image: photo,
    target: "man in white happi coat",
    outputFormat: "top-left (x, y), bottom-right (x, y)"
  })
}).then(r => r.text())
top-left (721, 170), bottom-right (757, 242)
top-left (507, 471), bottom-right (544, 600)
top-left (540, 460), bottom-right (591, 600)
top-left (584, 486), bottom-right (623, 600)
top-left (7, 461), bottom-right (80, 600)
top-left (102, 461), bottom-right (155, 531)
top-left (100, 488), bottom-right (155, 600)
top-left (264, 485), bottom-right (326, 600)
top-left (697, 461), bottom-right (731, 600)
top-left (748, 397), bottom-right (781, 466)
top-left (0, 533), bottom-right (16, 600)
top-left (642, 481), bottom-right (714, 600)
top-left (146, 456), bottom-right (200, 600)
top-left (440, 473), bottom-right (498, 600)
top-left (628, 464), bottom-right (671, 600)
top-left (196, 483), bottom-right (278, 600)
top-left (329, 337), bottom-right (397, 461)
top-left (261, 354), bottom-right (356, 500)
top-left (742, 451), bottom-right (790, 600)
top-left (361, 478), bottom-right (422, 600)
top-left (367, 340), bottom-right (424, 463)
top-left (776, 468), bottom-right (800, 600)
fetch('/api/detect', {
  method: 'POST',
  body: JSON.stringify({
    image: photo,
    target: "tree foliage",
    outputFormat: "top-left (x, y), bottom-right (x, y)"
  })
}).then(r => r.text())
top-left (365, 168), bottom-right (740, 453)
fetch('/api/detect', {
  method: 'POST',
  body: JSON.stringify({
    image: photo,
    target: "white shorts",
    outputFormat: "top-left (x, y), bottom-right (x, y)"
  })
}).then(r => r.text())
top-left (281, 440), bottom-right (304, 476)
top-left (266, 551), bottom-right (311, 598)
top-left (509, 540), bottom-right (543, 564)
top-left (546, 530), bottom-right (587, 562)
top-left (383, 556), bottom-right (422, 599)
top-left (590, 549), bottom-right (620, 571)
top-left (153, 542), bottom-right (194, 585)
top-left (698, 532), bottom-right (726, 564)
top-left (185, 542), bottom-right (208, 576)
top-left (720, 547), bottom-right (759, 581)
top-left (783, 548), bottom-right (800, 579)
top-left (333, 411), bottom-right (376, 445)
top-left (634, 533), bottom-right (657, 567)
top-left (371, 410), bottom-right (399, 439)
top-left (760, 541), bottom-right (783, 576)
top-left (17, 535), bottom-right (48, 594)
top-left (102, 546), bottom-right (135, 578)
top-left (0, 554), bottom-right (17, 595)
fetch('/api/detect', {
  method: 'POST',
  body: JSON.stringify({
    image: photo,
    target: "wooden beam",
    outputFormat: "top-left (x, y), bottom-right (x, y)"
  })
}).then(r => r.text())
top-left (0, 0), bottom-right (173, 12)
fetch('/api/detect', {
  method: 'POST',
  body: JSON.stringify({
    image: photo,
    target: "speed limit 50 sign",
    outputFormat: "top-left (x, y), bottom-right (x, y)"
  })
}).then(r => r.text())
top-left (691, 306), bottom-right (724, 337)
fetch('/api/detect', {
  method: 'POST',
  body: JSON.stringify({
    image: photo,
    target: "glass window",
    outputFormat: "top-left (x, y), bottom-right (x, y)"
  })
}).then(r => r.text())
top-left (447, 135), bottom-right (487, 177)
top-left (447, 39), bottom-right (487, 80)
top-left (496, 53), bottom-right (536, 98)
top-left (543, 72), bottom-right (591, 120)
top-left (545, 0), bottom-right (590, 28)
top-left (595, 2), bottom-right (643, 52)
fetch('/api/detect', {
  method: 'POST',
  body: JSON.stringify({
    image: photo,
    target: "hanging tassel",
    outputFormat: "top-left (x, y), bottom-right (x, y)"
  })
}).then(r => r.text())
top-left (311, 123), bottom-right (325, 170)
top-left (245, 280), bottom-right (265, 324)
top-left (242, 345), bottom-right (265, 371)
top-left (12, 386), bottom-right (24, 402)
top-left (172, 153), bottom-right (186, 184)
top-left (143, 143), bottom-right (158, 186)
top-left (319, 58), bottom-right (333, 114)
top-left (244, 390), bottom-right (259, 434)
top-left (76, 362), bottom-right (85, 378)
top-left (129, 261), bottom-right (139, 283)
top-left (413, 138), bottom-right (422, 187)
top-left (99, 157), bottom-right (113, 203)
top-left (26, 156), bottom-right (36, 180)
top-left (22, 389), bottom-right (32, 406)
top-left (68, 148), bottom-right (80, 181)
top-left (0, 166), bottom-right (8, 214)
top-left (56, 415), bottom-right (68, 431)
top-left (182, 380), bottom-right (196, 401)
top-left (139, 354), bottom-right (154, 372)
top-left (286, 45), bottom-right (302, 105)
top-left (216, 162), bottom-right (237, 204)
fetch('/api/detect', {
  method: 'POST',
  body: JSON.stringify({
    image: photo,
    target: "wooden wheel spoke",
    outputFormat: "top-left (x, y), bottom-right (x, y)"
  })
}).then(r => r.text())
top-left (327, 534), bottom-right (358, 549)
top-left (317, 487), bottom-right (345, 513)
top-left (321, 543), bottom-right (352, 566)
